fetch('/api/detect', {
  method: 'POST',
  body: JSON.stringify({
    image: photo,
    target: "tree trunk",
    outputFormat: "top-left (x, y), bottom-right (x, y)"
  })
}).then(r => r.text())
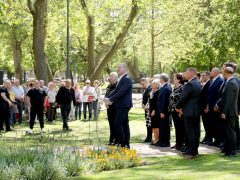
top-left (11, 27), bottom-right (23, 83)
top-left (89, 0), bottom-right (139, 81)
top-left (87, 16), bottom-right (95, 78)
top-left (28, 0), bottom-right (53, 83)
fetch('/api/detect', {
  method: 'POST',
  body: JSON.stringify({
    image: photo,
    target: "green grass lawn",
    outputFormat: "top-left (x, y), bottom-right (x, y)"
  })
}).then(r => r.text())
top-left (2, 108), bottom-right (240, 179)
top-left (76, 154), bottom-right (240, 180)
top-left (0, 108), bottom-right (146, 148)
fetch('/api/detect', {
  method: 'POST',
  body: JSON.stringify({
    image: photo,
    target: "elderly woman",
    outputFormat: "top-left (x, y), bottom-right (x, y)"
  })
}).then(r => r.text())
top-left (93, 80), bottom-right (102, 120)
top-left (74, 83), bottom-right (83, 120)
top-left (168, 73), bottom-right (185, 150)
top-left (149, 79), bottom-right (160, 145)
top-left (46, 82), bottom-right (57, 122)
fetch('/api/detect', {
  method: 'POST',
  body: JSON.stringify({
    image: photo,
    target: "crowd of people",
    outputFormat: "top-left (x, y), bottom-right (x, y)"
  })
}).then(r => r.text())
top-left (140, 62), bottom-right (240, 158)
top-left (0, 78), bottom-right (102, 134)
top-left (0, 62), bottom-right (240, 157)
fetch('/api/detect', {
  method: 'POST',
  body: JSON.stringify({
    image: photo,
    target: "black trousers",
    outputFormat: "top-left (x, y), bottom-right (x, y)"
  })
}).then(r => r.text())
top-left (83, 102), bottom-right (92, 119)
top-left (235, 117), bottom-right (240, 149)
top-left (224, 116), bottom-right (237, 153)
top-left (0, 105), bottom-right (10, 130)
top-left (209, 110), bottom-right (224, 143)
top-left (16, 100), bottom-right (23, 122)
top-left (30, 106), bottom-right (44, 129)
top-left (47, 103), bottom-right (55, 122)
top-left (202, 111), bottom-right (212, 142)
top-left (145, 110), bottom-right (152, 140)
top-left (115, 108), bottom-right (130, 146)
top-left (75, 103), bottom-right (82, 119)
top-left (184, 116), bottom-right (200, 154)
top-left (60, 104), bottom-right (71, 129)
top-left (107, 106), bottom-right (117, 143)
top-left (159, 115), bottom-right (170, 144)
top-left (172, 111), bottom-right (185, 146)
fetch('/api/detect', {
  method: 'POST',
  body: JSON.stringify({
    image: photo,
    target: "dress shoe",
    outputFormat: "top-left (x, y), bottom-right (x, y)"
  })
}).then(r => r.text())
top-left (107, 142), bottom-right (115, 146)
top-left (144, 138), bottom-right (152, 143)
top-left (223, 152), bottom-right (236, 157)
top-left (158, 143), bottom-right (170, 147)
top-left (63, 128), bottom-right (72, 131)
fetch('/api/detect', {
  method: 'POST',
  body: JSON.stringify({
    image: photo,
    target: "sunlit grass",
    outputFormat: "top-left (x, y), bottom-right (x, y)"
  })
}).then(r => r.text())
top-left (0, 108), bottom-right (145, 148)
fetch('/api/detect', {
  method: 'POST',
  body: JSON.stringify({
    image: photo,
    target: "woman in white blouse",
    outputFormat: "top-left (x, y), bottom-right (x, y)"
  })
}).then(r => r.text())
top-left (82, 80), bottom-right (95, 121)
top-left (46, 82), bottom-right (57, 122)
top-left (74, 83), bottom-right (83, 120)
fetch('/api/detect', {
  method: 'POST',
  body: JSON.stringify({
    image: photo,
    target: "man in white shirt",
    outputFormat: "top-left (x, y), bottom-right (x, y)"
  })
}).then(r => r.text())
top-left (12, 79), bottom-right (24, 124)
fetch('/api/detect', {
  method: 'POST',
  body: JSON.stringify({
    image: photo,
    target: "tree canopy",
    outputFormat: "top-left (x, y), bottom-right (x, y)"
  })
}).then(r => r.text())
top-left (0, 0), bottom-right (240, 82)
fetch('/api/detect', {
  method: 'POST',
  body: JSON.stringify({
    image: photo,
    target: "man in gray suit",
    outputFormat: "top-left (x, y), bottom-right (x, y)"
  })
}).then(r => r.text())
top-left (217, 67), bottom-right (239, 157)
top-left (176, 68), bottom-right (202, 158)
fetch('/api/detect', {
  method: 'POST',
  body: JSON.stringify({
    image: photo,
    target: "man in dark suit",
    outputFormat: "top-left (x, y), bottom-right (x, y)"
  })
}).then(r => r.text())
top-left (200, 71), bottom-right (211, 144)
top-left (176, 68), bottom-right (202, 157)
top-left (140, 78), bottom-right (152, 142)
top-left (223, 62), bottom-right (240, 151)
top-left (105, 64), bottom-right (133, 148)
top-left (157, 73), bottom-right (172, 147)
top-left (217, 67), bottom-right (239, 157)
top-left (208, 68), bottom-right (224, 146)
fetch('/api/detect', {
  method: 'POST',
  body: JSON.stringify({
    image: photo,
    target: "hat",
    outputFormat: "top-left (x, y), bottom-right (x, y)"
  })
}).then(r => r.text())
top-left (85, 80), bottom-right (91, 84)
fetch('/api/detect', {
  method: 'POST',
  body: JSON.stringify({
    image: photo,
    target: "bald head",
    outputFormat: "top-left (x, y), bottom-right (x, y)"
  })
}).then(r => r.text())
top-left (65, 79), bottom-right (72, 89)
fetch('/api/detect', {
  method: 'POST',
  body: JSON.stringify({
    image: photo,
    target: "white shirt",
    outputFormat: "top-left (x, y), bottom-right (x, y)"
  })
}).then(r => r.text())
top-left (93, 86), bottom-right (102, 101)
top-left (75, 89), bottom-right (83, 103)
top-left (82, 86), bottom-right (95, 102)
top-left (211, 75), bottom-right (220, 84)
top-left (12, 85), bottom-right (24, 100)
top-left (118, 73), bottom-right (127, 82)
top-left (161, 82), bottom-right (167, 88)
top-left (226, 76), bottom-right (234, 83)
top-left (47, 89), bottom-right (56, 103)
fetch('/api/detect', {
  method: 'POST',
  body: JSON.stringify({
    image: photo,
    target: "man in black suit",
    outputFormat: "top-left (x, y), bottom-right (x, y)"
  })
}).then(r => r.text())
top-left (157, 73), bottom-right (172, 147)
top-left (176, 68), bottom-right (202, 157)
top-left (200, 71), bottom-right (211, 144)
top-left (208, 68), bottom-right (224, 146)
top-left (140, 78), bottom-right (152, 142)
top-left (217, 67), bottom-right (239, 156)
top-left (105, 64), bottom-right (133, 148)
top-left (223, 62), bottom-right (240, 151)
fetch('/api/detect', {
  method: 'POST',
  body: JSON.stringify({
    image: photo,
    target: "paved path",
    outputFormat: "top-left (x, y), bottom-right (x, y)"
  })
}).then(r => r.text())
top-left (131, 143), bottom-right (219, 157)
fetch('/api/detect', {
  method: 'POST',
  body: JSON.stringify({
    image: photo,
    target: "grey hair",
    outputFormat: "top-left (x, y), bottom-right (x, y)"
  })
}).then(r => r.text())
top-left (211, 67), bottom-right (220, 74)
top-left (110, 72), bottom-right (118, 79)
top-left (151, 79), bottom-right (160, 87)
top-left (153, 74), bottom-right (160, 79)
top-left (160, 73), bottom-right (169, 82)
top-left (119, 63), bottom-right (128, 72)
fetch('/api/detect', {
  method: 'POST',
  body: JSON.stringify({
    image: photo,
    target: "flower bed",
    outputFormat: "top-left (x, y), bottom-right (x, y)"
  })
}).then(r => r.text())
top-left (0, 146), bottom-right (142, 180)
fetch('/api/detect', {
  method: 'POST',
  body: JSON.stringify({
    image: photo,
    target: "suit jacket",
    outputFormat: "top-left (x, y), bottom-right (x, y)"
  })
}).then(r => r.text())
top-left (234, 75), bottom-right (240, 113)
top-left (208, 76), bottom-right (224, 111)
top-left (142, 85), bottom-right (152, 105)
top-left (218, 78), bottom-right (239, 117)
top-left (157, 83), bottom-right (172, 115)
top-left (176, 77), bottom-right (201, 118)
top-left (200, 80), bottom-right (211, 111)
top-left (108, 74), bottom-right (133, 108)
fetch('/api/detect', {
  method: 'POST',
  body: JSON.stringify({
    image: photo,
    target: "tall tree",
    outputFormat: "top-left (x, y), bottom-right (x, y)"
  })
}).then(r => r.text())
top-left (28, 0), bottom-right (53, 82)
top-left (80, 0), bottom-right (139, 81)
